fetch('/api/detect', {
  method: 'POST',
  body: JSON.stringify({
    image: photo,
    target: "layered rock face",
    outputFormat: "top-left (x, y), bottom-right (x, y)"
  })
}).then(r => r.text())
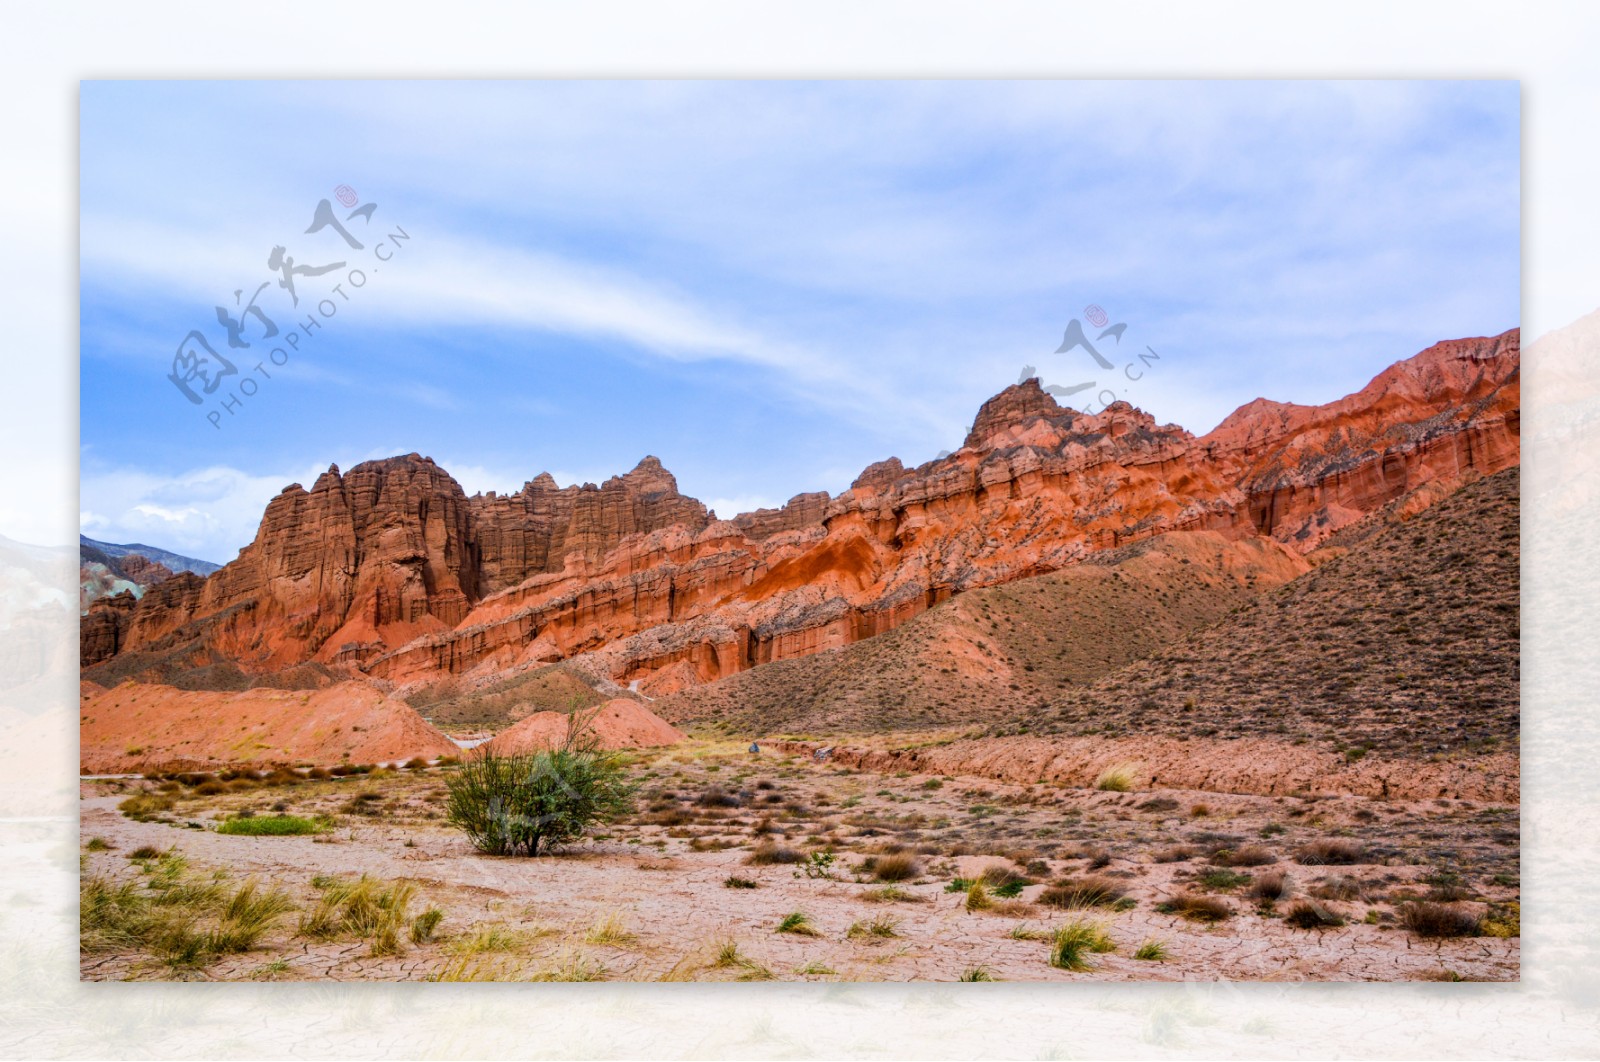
top-left (84, 329), bottom-right (1520, 695)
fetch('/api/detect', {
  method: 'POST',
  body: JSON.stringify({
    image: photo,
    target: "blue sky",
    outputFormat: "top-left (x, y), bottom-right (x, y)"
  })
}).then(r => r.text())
top-left (79, 80), bottom-right (1519, 566)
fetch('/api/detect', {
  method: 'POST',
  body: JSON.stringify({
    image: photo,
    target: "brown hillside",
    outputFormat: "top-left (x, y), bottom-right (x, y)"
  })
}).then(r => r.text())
top-left (481, 698), bottom-right (684, 756)
top-left (405, 663), bottom-right (604, 731)
top-left (654, 531), bottom-right (1308, 734)
top-left (1003, 466), bottom-right (1520, 758)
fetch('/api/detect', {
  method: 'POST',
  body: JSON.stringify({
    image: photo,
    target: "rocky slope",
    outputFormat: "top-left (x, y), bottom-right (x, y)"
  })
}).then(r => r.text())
top-left (82, 329), bottom-right (1520, 701)
top-left (651, 530), bottom-right (1309, 734)
top-left (1006, 464), bottom-right (1521, 758)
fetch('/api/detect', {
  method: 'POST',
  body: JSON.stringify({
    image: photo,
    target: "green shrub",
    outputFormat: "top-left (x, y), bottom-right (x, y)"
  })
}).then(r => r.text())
top-left (1050, 918), bottom-right (1115, 970)
top-left (1198, 868), bottom-right (1253, 891)
top-left (444, 709), bottom-right (635, 856)
top-left (776, 911), bottom-right (820, 936)
top-left (1133, 938), bottom-right (1170, 961)
top-left (216, 814), bottom-right (325, 836)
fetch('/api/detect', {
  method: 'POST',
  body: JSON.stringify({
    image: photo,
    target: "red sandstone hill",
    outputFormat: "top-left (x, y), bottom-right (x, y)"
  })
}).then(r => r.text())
top-left (82, 329), bottom-right (1519, 703)
top-left (78, 680), bottom-right (459, 773)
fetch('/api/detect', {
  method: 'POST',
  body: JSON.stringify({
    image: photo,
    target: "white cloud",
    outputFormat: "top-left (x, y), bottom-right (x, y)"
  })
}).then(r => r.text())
top-left (706, 495), bottom-right (784, 520)
top-left (79, 462), bottom-right (330, 564)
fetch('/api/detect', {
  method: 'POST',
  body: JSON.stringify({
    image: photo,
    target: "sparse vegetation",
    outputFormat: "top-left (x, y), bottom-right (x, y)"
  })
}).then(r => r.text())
top-left (776, 911), bottom-right (821, 936)
top-left (1094, 763), bottom-right (1139, 792)
top-left (1296, 839), bottom-right (1366, 866)
top-left (1284, 901), bottom-right (1346, 929)
top-left (584, 911), bottom-right (638, 946)
top-left (297, 875), bottom-right (416, 956)
top-left (846, 915), bottom-right (900, 939)
top-left (216, 814), bottom-right (325, 836)
top-left (746, 843), bottom-right (803, 866)
top-left (1049, 918), bottom-right (1115, 971)
top-left (1401, 902), bottom-right (1481, 938)
top-left (1160, 893), bottom-right (1233, 922)
top-left (1039, 875), bottom-right (1129, 910)
top-left (409, 907), bottom-right (444, 944)
top-left (870, 852), bottom-right (921, 882)
top-left (964, 880), bottom-right (994, 912)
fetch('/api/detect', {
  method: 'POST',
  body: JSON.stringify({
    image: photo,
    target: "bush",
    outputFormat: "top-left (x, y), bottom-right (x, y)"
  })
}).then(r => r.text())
top-left (723, 876), bottom-right (759, 889)
top-left (964, 880), bottom-right (994, 912)
top-left (1296, 839), bottom-right (1366, 866)
top-left (1094, 763), bottom-right (1138, 792)
top-left (410, 907), bottom-right (444, 944)
top-left (216, 814), bottom-right (325, 836)
top-left (1401, 901), bottom-right (1481, 938)
top-left (1213, 845), bottom-right (1277, 867)
top-left (1284, 901), bottom-right (1346, 929)
top-left (298, 875), bottom-right (415, 956)
top-left (745, 843), bottom-right (803, 865)
top-left (846, 915), bottom-right (900, 939)
top-left (1249, 870), bottom-right (1292, 903)
top-left (1040, 875), bottom-right (1128, 910)
top-left (1153, 844), bottom-right (1199, 863)
top-left (444, 709), bottom-right (635, 856)
top-left (119, 794), bottom-right (175, 822)
top-left (872, 852), bottom-right (922, 882)
top-left (776, 911), bottom-right (820, 936)
top-left (1198, 868), bottom-right (1252, 891)
top-left (1133, 938), bottom-right (1170, 961)
top-left (1160, 893), bottom-right (1233, 922)
top-left (1050, 919), bottom-right (1115, 970)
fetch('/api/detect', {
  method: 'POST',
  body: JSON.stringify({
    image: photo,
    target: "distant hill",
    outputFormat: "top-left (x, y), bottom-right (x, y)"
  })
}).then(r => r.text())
top-left (79, 536), bottom-right (220, 577)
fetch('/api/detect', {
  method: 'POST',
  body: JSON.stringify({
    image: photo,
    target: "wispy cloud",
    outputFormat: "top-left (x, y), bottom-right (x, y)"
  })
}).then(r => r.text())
top-left (79, 80), bottom-right (1519, 558)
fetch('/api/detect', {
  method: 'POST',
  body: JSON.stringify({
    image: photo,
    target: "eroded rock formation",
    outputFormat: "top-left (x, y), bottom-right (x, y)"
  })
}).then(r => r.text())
top-left (83, 329), bottom-right (1520, 697)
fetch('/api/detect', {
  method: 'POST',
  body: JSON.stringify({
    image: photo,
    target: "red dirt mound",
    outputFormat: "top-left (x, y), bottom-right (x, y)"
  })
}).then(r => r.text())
top-left (79, 681), bottom-right (458, 773)
top-left (482, 697), bottom-right (684, 756)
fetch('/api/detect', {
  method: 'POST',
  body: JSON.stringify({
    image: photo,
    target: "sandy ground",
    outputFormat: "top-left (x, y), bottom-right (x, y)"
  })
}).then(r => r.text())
top-left (79, 742), bottom-right (1518, 982)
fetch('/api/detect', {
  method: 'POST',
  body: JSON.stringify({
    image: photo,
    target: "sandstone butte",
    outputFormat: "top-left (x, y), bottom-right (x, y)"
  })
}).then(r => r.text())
top-left (82, 328), bottom-right (1520, 701)
top-left (480, 698), bottom-right (685, 758)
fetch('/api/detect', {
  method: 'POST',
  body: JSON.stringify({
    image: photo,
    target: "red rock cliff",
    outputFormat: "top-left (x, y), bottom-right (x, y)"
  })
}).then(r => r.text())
top-left (84, 329), bottom-right (1519, 693)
